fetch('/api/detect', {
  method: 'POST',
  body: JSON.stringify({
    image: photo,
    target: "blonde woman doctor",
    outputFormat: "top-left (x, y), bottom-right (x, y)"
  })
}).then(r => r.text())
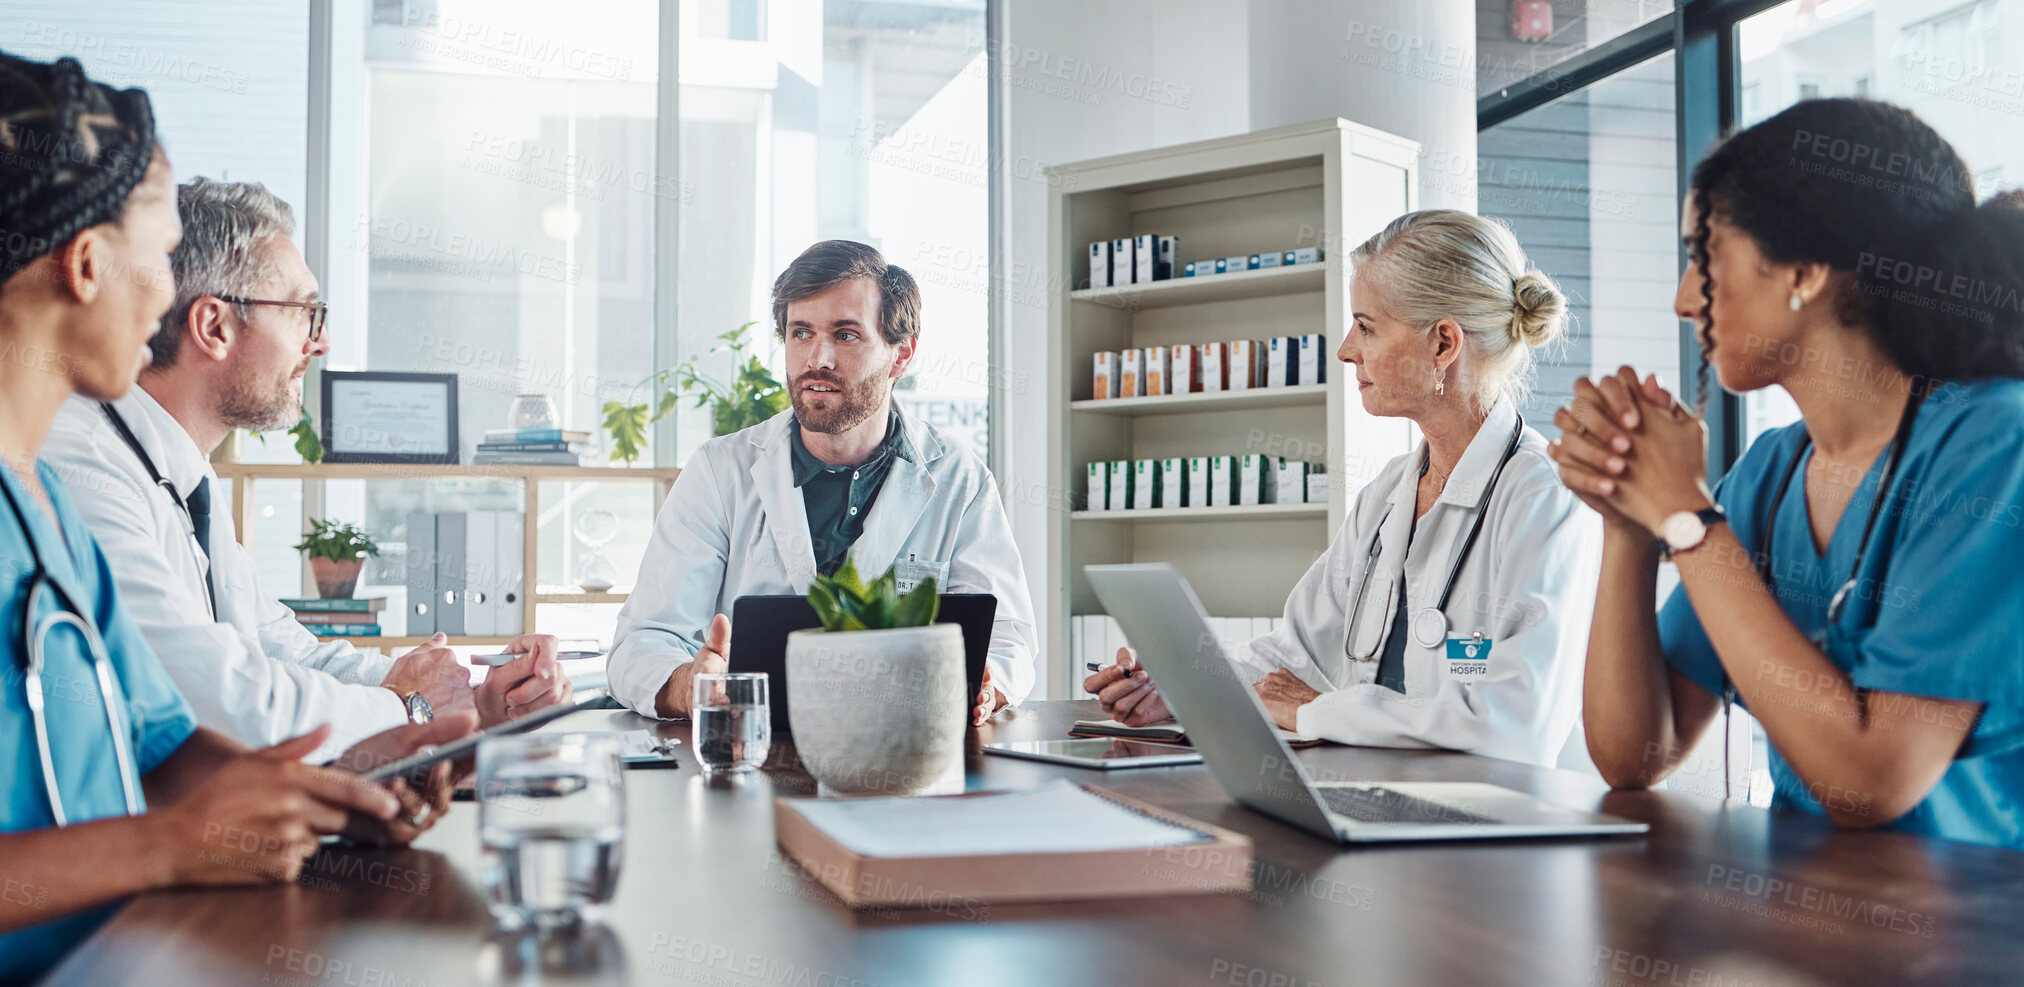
top-left (1086, 210), bottom-right (1602, 767)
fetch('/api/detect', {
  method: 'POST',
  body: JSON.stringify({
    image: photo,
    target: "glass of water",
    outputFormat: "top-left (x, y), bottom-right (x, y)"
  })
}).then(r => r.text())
top-left (693, 671), bottom-right (770, 774)
top-left (479, 733), bottom-right (626, 928)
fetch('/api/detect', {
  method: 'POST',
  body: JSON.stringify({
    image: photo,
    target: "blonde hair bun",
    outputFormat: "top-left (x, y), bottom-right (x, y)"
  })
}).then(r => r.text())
top-left (1510, 269), bottom-right (1566, 348)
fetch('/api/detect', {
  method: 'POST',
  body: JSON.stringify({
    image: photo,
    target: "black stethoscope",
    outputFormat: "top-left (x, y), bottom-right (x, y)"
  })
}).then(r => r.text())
top-left (99, 402), bottom-right (216, 621)
top-left (0, 465), bottom-right (144, 826)
top-left (1342, 414), bottom-right (1526, 661)
top-left (1717, 389), bottom-right (1924, 799)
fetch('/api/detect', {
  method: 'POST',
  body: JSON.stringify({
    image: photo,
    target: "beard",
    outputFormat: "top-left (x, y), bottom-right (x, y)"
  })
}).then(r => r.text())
top-left (791, 363), bottom-right (891, 434)
top-left (218, 357), bottom-right (308, 432)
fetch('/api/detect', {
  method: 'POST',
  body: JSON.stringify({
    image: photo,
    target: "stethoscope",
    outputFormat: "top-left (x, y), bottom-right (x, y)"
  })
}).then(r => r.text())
top-left (1717, 389), bottom-right (1924, 800)
top-left (99, 402), bottom-right (216, 621)
top-left (0, 465), bottom-right (145, 826)
top-left (1342, 414), bottom-right (1526, 663)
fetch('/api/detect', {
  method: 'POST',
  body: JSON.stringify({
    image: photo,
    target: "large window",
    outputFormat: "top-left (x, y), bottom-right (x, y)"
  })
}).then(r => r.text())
top-left (1737, 0), bottom-right (2024, 448)
top-left (1478, 54), bottom-right (1681, 433)
top-left (675, 0), bottom-right (990, 463)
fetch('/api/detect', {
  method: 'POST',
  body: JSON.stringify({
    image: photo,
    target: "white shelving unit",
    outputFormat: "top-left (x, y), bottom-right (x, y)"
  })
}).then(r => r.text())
top-left (1045, 119), bottom-right (1420, 699)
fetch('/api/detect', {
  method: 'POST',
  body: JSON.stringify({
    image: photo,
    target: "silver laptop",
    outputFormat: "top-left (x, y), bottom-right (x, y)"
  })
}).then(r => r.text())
top-left (1085, 563), bottom-right (1648, 843)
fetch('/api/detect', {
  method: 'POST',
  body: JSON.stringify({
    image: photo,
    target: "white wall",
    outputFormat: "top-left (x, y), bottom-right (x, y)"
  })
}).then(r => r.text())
top-left (1248, 0), bottom-right (1477, 211)
top-left (997, 1), bottom-right (1478, 688)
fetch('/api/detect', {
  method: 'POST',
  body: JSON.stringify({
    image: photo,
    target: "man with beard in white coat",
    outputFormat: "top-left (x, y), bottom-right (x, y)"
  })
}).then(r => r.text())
top-left (607, 240), bottom-right (1036, 725)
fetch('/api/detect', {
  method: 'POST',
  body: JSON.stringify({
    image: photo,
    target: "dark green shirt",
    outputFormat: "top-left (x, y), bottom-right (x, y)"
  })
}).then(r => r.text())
top-left (791, 406), bottom-right (915, 576)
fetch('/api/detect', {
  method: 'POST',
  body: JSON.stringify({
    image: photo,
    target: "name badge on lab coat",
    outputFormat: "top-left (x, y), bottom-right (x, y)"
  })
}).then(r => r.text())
top-left (894, 554), bottom-right (950, 594)
top-left (1444, 634), bottom-right (1492, 677)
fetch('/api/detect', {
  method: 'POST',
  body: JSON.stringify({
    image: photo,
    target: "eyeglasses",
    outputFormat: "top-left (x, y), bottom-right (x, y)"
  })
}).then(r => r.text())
top-left (215, 295), bottom-right (328, 342)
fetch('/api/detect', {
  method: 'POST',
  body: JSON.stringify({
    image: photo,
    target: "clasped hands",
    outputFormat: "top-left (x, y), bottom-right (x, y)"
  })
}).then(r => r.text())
top-left (1548, 366), bottom-right (1719, 536)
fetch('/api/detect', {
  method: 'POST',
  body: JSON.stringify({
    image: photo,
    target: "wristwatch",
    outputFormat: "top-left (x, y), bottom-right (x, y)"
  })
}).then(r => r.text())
top-left (402, 691), bottom-right (434, 725)
top-left (1658, 506), bottom-right (1727, 559)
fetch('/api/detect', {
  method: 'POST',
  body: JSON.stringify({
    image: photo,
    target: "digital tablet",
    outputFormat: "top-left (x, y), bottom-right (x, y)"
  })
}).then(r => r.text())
top-left (981, 738), bottom-right (1203, 770)
top-left (360, 689), bottom-right (621, 783)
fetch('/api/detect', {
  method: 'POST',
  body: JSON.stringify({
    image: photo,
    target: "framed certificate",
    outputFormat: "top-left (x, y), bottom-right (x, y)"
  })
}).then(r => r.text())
top-left (320, 371), bottom-right (459, 464)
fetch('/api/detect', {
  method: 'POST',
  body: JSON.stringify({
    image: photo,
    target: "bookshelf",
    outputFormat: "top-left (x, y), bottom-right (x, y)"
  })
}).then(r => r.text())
top-left (215, 462), bottom-right (681, 646)
top-left (1045, 118), bottom-right (1419, 699)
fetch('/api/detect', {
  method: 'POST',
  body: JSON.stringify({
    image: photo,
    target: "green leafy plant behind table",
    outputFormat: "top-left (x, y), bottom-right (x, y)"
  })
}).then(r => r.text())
top-left (247, 409), bottom-right (325, 463)
top-left (603, 320), bottom-right (790, 464)
top-left (807, 556), bottom-right (940, 632)
top-left (293, 518), bottom-right (379, 562)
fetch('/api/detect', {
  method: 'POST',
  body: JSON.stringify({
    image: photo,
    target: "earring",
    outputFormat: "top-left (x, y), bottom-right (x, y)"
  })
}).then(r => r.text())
top-left (1434, 371), bottom-right (1446, 396)
top-left (1789, 292), bottom-right (1803, 312)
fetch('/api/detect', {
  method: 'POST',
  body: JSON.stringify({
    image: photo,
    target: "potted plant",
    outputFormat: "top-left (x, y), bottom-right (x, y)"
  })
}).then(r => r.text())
top-left (785, 557), bottom-right (966, 796)
top-left (601, 321), bottom-right (789, 464)
top-left (295, 518), bottom-right (379, 599)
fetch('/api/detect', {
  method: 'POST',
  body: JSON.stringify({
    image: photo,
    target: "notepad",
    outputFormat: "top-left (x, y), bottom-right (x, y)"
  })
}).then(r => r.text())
top-left (785, 780), bottom-right (1210, 858)
top-left (774, 782), bottom-right (1254, 907)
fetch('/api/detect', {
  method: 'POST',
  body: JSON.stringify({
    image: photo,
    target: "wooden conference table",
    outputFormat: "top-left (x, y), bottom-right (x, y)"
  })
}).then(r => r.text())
top-left (48, 701), bottom-right (2024, 986)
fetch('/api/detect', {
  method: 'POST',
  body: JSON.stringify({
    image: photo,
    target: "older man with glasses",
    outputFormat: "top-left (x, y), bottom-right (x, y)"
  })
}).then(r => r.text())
top-left (42, 178), bottom-right (572, 762)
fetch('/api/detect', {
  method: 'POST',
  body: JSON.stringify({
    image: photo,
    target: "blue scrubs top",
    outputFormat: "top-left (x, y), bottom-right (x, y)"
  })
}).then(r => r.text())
top-left (0, 460), bottom-right (198, 982)
top-left (1660, 379), bottom-right (2024, 851)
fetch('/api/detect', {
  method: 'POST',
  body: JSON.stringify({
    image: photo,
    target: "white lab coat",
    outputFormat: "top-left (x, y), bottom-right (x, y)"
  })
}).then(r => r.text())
top-left (1230, 399), bottom-right (1601, 767)
top-left (42, 388), bottom-right (405, 761)
top-left (607, 408), bottom-right (1038, 716)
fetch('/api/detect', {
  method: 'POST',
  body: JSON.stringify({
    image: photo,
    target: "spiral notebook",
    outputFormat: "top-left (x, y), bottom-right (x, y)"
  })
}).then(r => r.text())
top-left (774, 780), bottom-right (1253, 908)
top-left (1070, 718), bottom-right (1324, 749)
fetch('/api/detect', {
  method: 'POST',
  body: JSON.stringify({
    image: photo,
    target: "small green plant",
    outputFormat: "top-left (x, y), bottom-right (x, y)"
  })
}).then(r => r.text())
top-left (602, 320), bottom-right (790, 464)
top-left (807, 556), bottom-right (939, 631)
top-left (247, 409), bottom-right (325, 463)
top-left (293, 518), bottom-right (379, 562)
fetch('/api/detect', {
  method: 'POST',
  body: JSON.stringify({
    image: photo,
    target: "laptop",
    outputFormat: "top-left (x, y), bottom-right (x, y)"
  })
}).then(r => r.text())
top-left (1084, 564), bottom-right (1647, 843)
top-left (728, 593), bottom-right (997, 740)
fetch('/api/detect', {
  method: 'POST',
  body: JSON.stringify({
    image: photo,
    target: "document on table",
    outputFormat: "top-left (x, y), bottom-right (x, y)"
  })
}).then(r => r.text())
top-left (788, 779), bottom-right (1212, 857)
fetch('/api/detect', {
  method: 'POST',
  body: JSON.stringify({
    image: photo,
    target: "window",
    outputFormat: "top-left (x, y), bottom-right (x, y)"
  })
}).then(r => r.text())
top-left (675, 0), bottom-right (991, 463)
top-left (1478, 55), bottom-right (1681, 435)
top-left (1477, 0), bottom-right (1679, 98)
top-left (1736, 0), bottom-right (2024, 449)
top-left (12, 0), bottom-right (315, 597)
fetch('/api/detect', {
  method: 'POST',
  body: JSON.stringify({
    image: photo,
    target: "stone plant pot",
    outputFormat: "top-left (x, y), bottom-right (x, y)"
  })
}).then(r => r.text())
top-left (785, 623), bottom-right (965, 796)
top-left (310, 557), bottom-right (363, 599)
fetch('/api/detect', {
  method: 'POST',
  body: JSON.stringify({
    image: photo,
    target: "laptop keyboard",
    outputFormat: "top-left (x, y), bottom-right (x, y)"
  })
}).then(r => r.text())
top-left (1316, 785), bottom-right (1498, 826)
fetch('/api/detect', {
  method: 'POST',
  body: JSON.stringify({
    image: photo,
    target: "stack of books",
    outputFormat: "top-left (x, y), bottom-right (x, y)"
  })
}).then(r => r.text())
top-left (474, 428), bottom-right (596, 466)
top-left (283, 596), bottom-right (386, 637)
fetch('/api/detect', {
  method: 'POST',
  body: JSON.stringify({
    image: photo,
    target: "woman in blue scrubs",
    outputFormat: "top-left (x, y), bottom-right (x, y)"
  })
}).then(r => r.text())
top-left (0, 53), bottom-right (474, 981)
top-left (1553, 98), bottom-right (2024, 850)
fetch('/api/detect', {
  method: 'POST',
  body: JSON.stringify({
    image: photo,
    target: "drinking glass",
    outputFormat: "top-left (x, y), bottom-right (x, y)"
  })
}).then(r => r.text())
top-left (479, 733), bottom-right (626, 928)
top-left (693, 672), bottom-right (771, 774)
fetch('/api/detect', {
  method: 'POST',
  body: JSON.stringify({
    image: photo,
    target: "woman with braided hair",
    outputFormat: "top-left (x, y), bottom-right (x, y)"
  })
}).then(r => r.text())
top-left (1555, 98), bottom-right (2024, 850)
top-left (0, 52), bottom-right (473, 980)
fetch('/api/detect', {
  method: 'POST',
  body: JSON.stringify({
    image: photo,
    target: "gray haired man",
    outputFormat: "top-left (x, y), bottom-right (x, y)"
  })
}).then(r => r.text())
top-left (43, 178), bottom-right (571, 760)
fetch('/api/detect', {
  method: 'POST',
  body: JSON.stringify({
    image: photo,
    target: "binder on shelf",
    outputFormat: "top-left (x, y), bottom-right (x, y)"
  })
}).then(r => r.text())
top-left (494, 511), bottom-right (525, 636)
top-left (464, 511), bottom-right (496, 636)
top-left (1086, 462), bottom-right (1107, 511)
top-left (1119, 348), bottom-right (1145, 398)
top-left (404, 512), bottom-right (436, 637)
top-left (1110, 237), bottom-right (1132, 287)
top-left (435, 512), bottom-right (470, 637)
top-left (772, 781), bottom-right (1253, 909)
top-left (1088, 241), bottom-right (1111, 289)
top-left (1187, 456), bottom-right (1210, 507)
